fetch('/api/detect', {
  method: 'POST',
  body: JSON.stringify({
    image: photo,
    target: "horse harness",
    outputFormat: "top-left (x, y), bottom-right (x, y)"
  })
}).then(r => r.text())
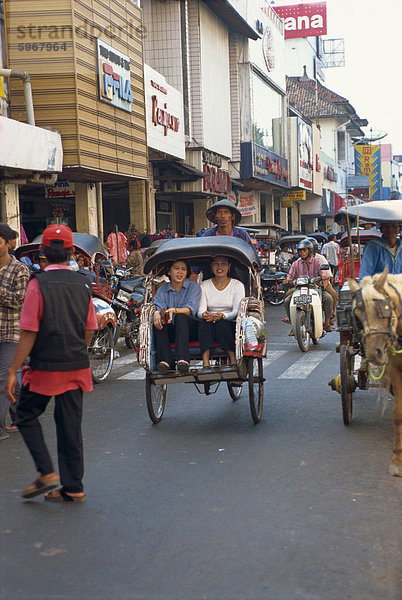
top-left (353, 283), bottom-right (402, 354)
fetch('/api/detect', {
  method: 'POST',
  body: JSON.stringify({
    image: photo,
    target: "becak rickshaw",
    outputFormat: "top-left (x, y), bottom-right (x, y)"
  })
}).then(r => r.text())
top-left (138, 236), bottom-right (267, 424)
top-left (337, 228), bottom-right (381, 287)
top-left (16, 232), bottom-right (117, 383)
top-left (329, 200), bottom-right (402, 425)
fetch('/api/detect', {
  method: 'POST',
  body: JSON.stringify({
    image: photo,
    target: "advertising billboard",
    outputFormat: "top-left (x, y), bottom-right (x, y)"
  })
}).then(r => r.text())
top-left (273, 2), bottom-right (327, 40)
top-left (354, 145), bottom-right (381, 201)
top-left (240, 142), bottom-right (289, 188)
top-left (298, 118), bottom-right (313, 190)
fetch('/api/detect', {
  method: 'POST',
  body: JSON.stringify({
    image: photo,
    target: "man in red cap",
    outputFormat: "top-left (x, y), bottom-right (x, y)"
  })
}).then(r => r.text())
top-left (5, 225), bottom-right (97, 503)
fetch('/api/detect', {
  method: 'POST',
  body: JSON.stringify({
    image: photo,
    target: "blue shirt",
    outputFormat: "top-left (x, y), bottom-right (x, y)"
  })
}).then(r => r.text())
top-left (154, 279), bottom-right (201, 316)
top-left (359, 238), bottom-right (402, 281)
top-left (202, 226), bottom-right (263, 269)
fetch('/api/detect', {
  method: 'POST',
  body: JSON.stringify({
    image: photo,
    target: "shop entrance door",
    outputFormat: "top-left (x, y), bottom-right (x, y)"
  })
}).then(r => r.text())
top-left (177, 202), bottom-right (194, 236)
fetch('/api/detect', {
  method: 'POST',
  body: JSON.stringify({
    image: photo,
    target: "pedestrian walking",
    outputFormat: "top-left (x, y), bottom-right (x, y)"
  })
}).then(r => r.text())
top-left (322, 234), bottom-right (340, 279)
top-left (0, 223), bottom-right (29, 440)
top-left (5, 225), bottom-right (97, 502)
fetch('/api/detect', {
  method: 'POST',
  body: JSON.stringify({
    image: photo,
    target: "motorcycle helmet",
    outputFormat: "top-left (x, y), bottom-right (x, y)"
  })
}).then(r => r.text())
top-left (306, 237), bottom-right (319, 254)
top-left (296, 239), bottom-right (314, 258)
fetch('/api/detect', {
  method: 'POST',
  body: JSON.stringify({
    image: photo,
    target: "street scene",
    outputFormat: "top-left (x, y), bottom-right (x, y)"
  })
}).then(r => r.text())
top-left (0, 0), bottom-right (401, 599)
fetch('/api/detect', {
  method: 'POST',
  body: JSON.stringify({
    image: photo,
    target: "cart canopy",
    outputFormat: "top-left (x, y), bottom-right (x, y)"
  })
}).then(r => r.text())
top-left (339, 228), bottom-right (382, 248)
top-left (16, 232), bottom-right (108, 262)
top-left (144, 236), bottom-right (260, 275)
top-left (335, 200), bottom-right (402, 225)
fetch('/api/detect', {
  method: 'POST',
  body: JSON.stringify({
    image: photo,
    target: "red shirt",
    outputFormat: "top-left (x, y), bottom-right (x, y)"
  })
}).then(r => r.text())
top-left (19, 265), bottom-right (98, 396)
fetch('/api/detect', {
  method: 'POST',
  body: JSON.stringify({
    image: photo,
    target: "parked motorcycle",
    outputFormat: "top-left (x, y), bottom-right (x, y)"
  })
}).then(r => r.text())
top-left (111, 267), bottom-right (145, 349)
top-left (260, 267), bottom-right (287, 305)
top-left (288, 265), bottom-right (329, 352)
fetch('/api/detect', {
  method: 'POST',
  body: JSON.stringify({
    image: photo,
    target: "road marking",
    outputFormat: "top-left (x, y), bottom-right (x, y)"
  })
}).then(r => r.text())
top-left (114, 354), bottom-right (138, 367)
top-left (117, 369), bottom-right (145, 381)
top-left (263, 351), bottom-right (287, 367)
top-left (278, 351), bottom-right (331, 379)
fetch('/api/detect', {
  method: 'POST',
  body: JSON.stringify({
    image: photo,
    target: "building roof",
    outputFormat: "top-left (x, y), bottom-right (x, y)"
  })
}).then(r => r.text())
top-left (203, 0), bottom-right (260, 40)
top-left (286, 74), bottom-right (368, 134)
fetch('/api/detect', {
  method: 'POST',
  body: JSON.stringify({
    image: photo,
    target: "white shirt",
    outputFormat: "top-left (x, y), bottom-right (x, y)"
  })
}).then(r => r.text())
top-left (197, 278), bottom-right (245, 321)
top-left (322, 241), bottom-right (339, 266)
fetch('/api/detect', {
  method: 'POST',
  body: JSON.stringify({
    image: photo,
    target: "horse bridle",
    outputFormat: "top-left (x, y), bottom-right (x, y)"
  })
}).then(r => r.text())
top-left (353, 285), bottom-right (401, 347)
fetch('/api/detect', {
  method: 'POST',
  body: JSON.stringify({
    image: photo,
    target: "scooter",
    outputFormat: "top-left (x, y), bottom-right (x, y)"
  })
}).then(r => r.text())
top-left (288, 265), bottom-right (329, 352)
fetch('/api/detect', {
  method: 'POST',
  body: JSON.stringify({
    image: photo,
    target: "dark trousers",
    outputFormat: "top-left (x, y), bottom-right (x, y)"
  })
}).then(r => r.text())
top-left (16, 385), bottom-right (84, 493)
top-left (154, 314), bottom-right (198, 367)
top-left (198, 319), bottom-right (236, 354)
top-left (329, 263), bottom-right (338, 278)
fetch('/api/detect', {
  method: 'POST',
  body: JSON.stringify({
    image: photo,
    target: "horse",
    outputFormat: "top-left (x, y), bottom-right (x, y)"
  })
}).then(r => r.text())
top-left (348, 268), bottom-right (402, 476)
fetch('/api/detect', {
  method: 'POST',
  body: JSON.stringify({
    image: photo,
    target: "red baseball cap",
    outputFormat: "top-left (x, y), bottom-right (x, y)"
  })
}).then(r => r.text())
top-left (42, 224), bottom-right (74, 248)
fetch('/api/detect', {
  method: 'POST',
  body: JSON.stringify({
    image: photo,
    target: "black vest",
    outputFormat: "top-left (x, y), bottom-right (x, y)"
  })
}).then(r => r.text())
top-left (29, 269), bottom-right (92, 371)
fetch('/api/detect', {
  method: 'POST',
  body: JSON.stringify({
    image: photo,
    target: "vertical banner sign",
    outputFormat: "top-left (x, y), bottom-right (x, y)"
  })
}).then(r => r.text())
top-left (273, 3), bottom-right (327, 39)
top-left (298, 119), bottom-right (312, 189)
top-left (354, 145), bottom-right (381, 201)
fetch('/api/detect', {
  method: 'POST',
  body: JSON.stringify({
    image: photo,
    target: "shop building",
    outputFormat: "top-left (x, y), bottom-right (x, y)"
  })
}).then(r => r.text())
top-left (142, 0), bottom-right (258, 235)
top-left (3, 0), bottom-right (147, 241)
top-left (287, 71), bottom-right (367, 232)
top-left (231, 3), bottom-right (290, 230)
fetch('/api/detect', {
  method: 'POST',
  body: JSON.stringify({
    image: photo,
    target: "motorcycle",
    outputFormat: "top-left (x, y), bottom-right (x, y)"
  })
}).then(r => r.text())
top-left (260, 267), bottom-right (287, 305)
top-left (288, 265), bottom-right (329, 352)
top-left (111, 267), bottom-right (145, 349)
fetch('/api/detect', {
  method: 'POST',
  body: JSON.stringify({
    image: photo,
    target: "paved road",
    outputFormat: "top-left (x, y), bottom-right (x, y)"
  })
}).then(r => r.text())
top-left (0, 305), bottom-right (401, 600)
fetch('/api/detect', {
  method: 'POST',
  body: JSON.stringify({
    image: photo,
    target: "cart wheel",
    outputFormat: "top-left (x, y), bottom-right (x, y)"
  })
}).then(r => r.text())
top-left (248, 357), bottom-right (263, 423)
top-left (267, 285), bottom-right (286, 306)
top-left (89, 326), bottom-right (114, 383)
top-left (295, 310), bottom-right (310, 352)
top-left (227, 381), bottom-right (243, 401)
top-left (340, 344), bottom-right (354, 425)
top-left (146, 374), bottom-right (167, 423)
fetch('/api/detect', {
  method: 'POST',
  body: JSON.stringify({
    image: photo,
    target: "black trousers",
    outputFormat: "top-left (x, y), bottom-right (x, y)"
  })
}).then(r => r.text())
top-left (16, 385), bottom-right (84, 493)
top-left (154, 314), bottom-right (198, 367)
top-left (198, 319), bottom-right (236, 354)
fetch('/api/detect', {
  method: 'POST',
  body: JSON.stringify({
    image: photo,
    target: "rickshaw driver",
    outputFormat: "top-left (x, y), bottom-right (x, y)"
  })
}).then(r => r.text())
top-left (283, 239), bottom-right (335, 333)
top-left (359, 221), bottom-right (402, 280)
top-left (202, 199), bottom-right (263, 270)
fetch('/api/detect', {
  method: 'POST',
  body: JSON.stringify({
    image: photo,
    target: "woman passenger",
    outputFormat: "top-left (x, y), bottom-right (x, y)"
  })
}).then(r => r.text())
top-left (198, 256), bottom-right (245, 368)
top-left (153, 260), bottom-right (201, 373)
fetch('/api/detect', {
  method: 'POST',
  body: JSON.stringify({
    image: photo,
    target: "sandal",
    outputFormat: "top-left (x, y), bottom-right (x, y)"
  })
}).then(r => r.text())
top-left (288, 330), bottom-right (294, 337)
top-left (177, 360), bottom-right (190, 373)
top-left (22, 476), bottom-right (59, 499)
top-left (281, 317), bottom-right (290, 323)
top-left (324, 325), bottom-right (335, 333)
top-left (44, 488), bottom-right (86, 503)
top-left (5, 424), bottom-right (19, 433)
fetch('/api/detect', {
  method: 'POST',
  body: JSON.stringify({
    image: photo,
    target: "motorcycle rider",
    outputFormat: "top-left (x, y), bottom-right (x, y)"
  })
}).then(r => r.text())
top-left (283, 239), bottom-right (334, 333)
top-left (307, 237), bottom-right (338, 321)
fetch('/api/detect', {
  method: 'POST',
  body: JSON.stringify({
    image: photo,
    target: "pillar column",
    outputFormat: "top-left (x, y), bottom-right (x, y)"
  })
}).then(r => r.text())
top-left (128, 179), bottom-right (148, 232)
top-left (0, 183), bottom-right (20, 239)
top-left (75, 182), bottom-right (98, 235)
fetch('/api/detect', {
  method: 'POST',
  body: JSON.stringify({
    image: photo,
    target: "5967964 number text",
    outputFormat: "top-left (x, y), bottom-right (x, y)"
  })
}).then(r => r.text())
top-left (18, 43), bottom-right (68, 52)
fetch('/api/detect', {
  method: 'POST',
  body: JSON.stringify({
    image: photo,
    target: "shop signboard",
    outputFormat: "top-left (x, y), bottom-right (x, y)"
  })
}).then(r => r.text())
top-left (144, 64), bottom-right (185, 160)
top-left (298, 118), bottom-right (313, 190)
top-left (236, 191), bottom-right (257, 217)
top-left (321, 189), bottom-right (334, 216)
top-left (202, 150), bottom-right (230, 195)
top-left (240, 142), bottom-right (289, 188)
top-left (354, 144), bottom-right (381, 200)
top-left (282, 190), bottom-right (306, 203)
top-left (273, 2), bottom-right (327, 40)
top-left (45, 180), bottom-right (75, 199)
top-left (97, 39), bottom-right (133, 113)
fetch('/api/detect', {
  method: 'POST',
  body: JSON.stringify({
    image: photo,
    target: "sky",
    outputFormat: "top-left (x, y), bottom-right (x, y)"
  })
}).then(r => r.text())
top-left (273, 0), bottom-right (402, 154)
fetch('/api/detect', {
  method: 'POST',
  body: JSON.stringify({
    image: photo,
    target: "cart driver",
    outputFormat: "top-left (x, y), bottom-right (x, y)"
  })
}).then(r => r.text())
top-left (359, 221), bottom-right (402, 280)
top-left (283, 239), bottom-right (334, 334)
top-left (202, 199), bottom-right (262, 270)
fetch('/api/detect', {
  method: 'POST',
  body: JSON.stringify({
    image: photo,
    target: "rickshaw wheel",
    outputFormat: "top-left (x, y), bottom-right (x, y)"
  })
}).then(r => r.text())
top-left (340, 344), bottom-right (354, 425)
top-left (227, 381), bottom-right (243, 401)
top-left (248, 357), bottom-right (263, 423)
top-left (146, 374), bottom-right (167, 423)
top-left (89, 326), bottom-right (114, 383)
top-left (295, 310), bottom-right (310, 352)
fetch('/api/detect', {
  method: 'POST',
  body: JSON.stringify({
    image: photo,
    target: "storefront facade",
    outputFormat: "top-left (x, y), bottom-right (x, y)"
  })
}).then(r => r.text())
top-left (4, 0), bottom-right (147, 240)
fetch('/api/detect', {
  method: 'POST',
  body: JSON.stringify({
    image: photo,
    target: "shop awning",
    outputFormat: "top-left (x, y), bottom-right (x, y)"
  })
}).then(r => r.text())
top-left (154, 160), bottom-right (206, 182)
top-left (203, 0), bottom-right (260, 40)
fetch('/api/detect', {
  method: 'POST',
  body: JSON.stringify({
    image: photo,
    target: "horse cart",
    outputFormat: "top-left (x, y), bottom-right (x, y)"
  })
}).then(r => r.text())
top-left (328, 200), bottom-right (402, 476)
top-left (138, 236), bottom-right (267, 424)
